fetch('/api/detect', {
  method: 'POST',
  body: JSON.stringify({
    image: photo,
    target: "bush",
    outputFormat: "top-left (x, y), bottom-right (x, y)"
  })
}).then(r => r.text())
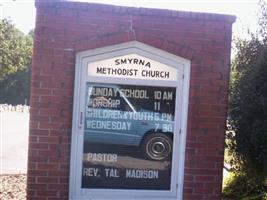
top-left (224, 1), bottom-right (267, 198)
top-left (223, 172), bottom-right (267, 200)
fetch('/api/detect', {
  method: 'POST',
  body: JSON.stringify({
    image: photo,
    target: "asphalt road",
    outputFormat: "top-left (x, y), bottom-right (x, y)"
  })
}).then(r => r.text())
top-left (0, 112), bottom-right (29, 174)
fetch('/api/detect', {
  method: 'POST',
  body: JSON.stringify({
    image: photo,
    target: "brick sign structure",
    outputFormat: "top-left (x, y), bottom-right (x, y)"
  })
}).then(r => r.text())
top-left (28, 1), bottom-right (235, 200)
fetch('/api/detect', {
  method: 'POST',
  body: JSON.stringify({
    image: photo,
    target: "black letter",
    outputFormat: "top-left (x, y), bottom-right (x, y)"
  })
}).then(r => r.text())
top-left (121, 59), bottom-right (127, 64)
top-left (97, 67), bottom-right (104, 74)
top-left (145, 62), bottom-right (151, 68)
top-left (115, 59), bottom-right (120, 65)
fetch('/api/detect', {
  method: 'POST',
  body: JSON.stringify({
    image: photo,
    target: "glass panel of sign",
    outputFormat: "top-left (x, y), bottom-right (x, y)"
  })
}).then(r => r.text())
top-left (82, 82), bottom-right (176, 190)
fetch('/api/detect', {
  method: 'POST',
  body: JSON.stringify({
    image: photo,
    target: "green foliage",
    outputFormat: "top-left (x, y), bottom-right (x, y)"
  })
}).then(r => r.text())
top-left (229, 38), bottom-right (267, 174)
top-left (0, 19), bottom-right (33, 104)
top-left (223, 172), bottom-right (267, 200)
top-left (0, 67), bottom-right (31, 105)
top-left (226, 36), bottom-right (267, 200)
top-left (225, 1), bottom-right (267, 199)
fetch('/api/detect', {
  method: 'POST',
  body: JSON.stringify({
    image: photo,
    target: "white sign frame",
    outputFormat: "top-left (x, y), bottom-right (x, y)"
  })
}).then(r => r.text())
top-left (69, 41), bottom-right (190, 200)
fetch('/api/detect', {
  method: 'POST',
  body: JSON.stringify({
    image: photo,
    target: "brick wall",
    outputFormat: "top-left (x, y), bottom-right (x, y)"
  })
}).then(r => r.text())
top-left (28, 1), bottom-right (235, 199)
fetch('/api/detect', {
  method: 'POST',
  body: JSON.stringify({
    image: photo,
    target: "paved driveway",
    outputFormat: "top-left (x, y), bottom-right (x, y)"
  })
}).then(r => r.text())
top-left (0, 112), bottom-right (29, 174)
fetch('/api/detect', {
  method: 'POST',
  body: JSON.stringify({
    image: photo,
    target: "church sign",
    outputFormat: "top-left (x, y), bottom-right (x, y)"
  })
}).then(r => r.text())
top-left (69, 42), bottom-right (190, 200)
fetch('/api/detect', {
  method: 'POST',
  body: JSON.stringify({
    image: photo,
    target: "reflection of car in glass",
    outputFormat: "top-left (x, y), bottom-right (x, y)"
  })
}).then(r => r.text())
top-left (84, 83), bottom-right (174, 161)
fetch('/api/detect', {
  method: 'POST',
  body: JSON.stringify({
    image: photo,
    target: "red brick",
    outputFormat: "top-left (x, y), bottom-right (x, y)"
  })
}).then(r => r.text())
top-left (39, 136), bottom-right (59, 143)
top-left (29, 143), bottom-right (49, 150)
top-left (195, 175), bottom-right (215, 182)
top-left (37, 177), bottom-right (59, 183)
top-left (37, 163), bottom-right (59, 170)
top-left (28, 183), bottom-right (47, 190)
top-left (37, 190), bottom-right (58, 197)
top-left (28, 169), bottom-right (48, 176)
top-left (29, 156), bottom-right (49, 163)
top-left (48, 184), bottom-right (68, 190)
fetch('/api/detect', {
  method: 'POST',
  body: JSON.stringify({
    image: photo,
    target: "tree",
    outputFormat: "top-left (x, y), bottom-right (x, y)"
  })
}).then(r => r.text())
top-left (224, 1), bottom-right (267, 199)
top-left (225, 37), bottom-right (267, 199)
top-left (0, 19), bottom-right (33, 104)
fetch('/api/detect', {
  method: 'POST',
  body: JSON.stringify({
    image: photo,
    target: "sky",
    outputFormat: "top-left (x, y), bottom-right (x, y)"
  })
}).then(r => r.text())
top-left (0, 0), bottom-right (265, 39)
